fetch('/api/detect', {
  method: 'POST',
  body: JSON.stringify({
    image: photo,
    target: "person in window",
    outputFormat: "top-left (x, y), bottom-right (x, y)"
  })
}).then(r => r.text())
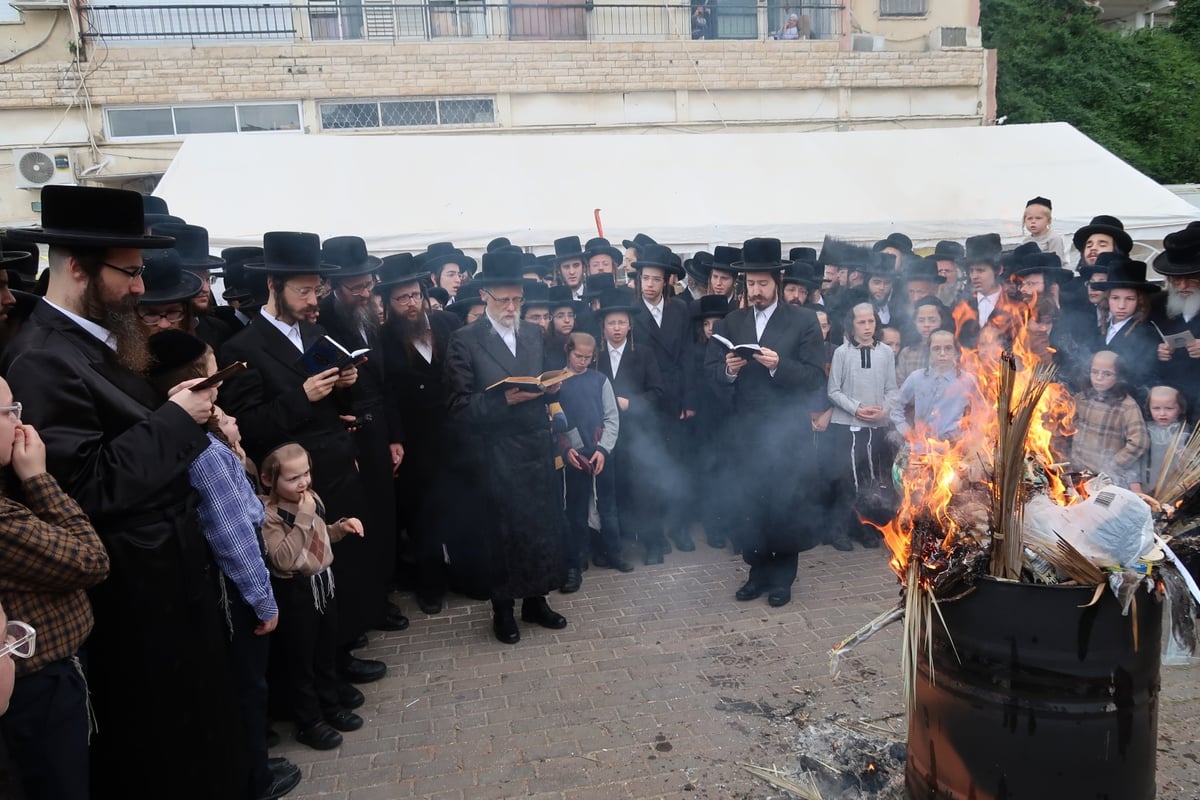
top-left (691, 4), bottom-right (711, 39)
top-left (776, 13), bottom-right (802, 39)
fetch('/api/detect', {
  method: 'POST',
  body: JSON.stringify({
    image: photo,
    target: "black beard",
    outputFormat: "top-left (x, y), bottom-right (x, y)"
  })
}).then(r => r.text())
top-left (85, 281), bottom-right (151, 374)
top-left (386, 309), bottom-right (431, 345)
top-left (334, 296), bottom-right (378, 342)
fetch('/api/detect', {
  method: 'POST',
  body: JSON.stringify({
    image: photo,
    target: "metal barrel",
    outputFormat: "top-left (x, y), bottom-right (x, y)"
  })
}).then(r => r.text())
top-left (907, 577), bottom-right (1162, 800)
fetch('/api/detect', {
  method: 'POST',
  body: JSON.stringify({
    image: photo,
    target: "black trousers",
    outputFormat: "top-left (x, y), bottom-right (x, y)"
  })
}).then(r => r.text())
top-left (743, 550), bottom-right (800, 589)
top-left (613, 435), bottom-right (665, 548)
top-left (0, 657), bottom-right (89, 800)
top-left (564, 461), bottom-right (620, 567)
top-left (270, 571), bottom-right (340, 729)
top-left (225, 576), bottom-right (272, 798)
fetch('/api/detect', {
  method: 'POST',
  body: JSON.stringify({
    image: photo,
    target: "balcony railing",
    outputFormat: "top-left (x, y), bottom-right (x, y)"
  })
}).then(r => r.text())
top-left (78, 1), bottom-right (844, 43)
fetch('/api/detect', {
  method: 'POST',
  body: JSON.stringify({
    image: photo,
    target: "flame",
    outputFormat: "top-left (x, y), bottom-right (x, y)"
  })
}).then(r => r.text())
top-left (877, 290), bottom-right (1077, 581)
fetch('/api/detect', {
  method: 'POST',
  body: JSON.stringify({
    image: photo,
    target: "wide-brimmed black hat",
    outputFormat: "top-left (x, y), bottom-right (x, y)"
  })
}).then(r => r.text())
top-left (632, 243), bottom-right (684, 277)
top-left (999, 241), bottom-right (1042, 276)
top-left (1011, 252), bottom-right (1072, 285)
top-left (428, 287), bottom-right (450, 308)
top-left (1073, 215), bottom-right (1133, 254)
top-left (531, 254), bottom-right (557, 280)
top-left (710, 246), bottom-right (741, 275)
top-left (873, 232), bottom-right (913, 255)
top-left (321, 235), bottom-right (382, 279)
top-left (1153, 221), bottom-right (1200, 276)
top-left (220, 246), bottom-right (264, 304)
top-left (901, 257), bottom-right (947, 285)
top-left (0, 237), bottom-right (39, 289)
top-left (548, 284), bottom-right (583, 313)
top-left (1091, 254), bottom-right (1161, 292)
top-left (143, 213), bottom-right (186, 231)
top-left (6, 186), bottom-right (176, 250)
top-left (147, 329), bottom-right (208, 377)
top-left (692, 294), bottom-right (732, 319)
top-left (423, 241), bottom-right (476, 274)
top-left (665, 251), bottom-right (686, 280)
top-left (447, 280), bottom-right (485, 316)
top-left (138, 249), bottom-right (204, 305)
top-left (245, 232), bottom-right (340, 275)
top-left (782, 261), bottom-right (819, 289)
top-left (522, 279), bottom-right (551, 308)
top-left (621, 233), bottom-right (657, 252)
top-left (581, 273), bottom-right (616, 298)
top-left (476, 248), bottom-right (526, 287)
top-left (732, 238), bottom-right (790, 272)
top-left (595, 287), bottom-right (636, 317)
top-left (150, 222), bottom-right (225, 271)
top-left (788, 247), bottom-right (817, 264)
top-left (142, 195), bottom-right (170, 216)
top-left (685, 251), bottom-right (714, 284)
top-left (931, 240), bottom-right (965, 263)
top-left (486, 237), bottom-right (512, 254)
top-left (552, 236), bottom-right (585, 264)
top-left (963, 233), bottom-right (1003, 268)
top-left (818, 236), bottom-right (872, 270)
top-left (584, 237), bottom-right (624, 265)
top-left (374, 252), bottom-right (426, 291)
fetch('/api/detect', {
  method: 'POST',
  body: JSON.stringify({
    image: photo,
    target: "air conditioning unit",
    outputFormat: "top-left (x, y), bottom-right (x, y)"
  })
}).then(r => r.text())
top-left (13, 148), bottom-right (76, 189)
top-left (928, 25), bottom-right (981, 50)
top-left (851, 34), bottom-right (885, 52)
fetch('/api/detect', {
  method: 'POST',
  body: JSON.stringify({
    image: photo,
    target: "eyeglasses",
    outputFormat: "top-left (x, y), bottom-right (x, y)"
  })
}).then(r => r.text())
top-left (341, 280), bottom-right (376, 297)
top-left (524, 312), bottom-right (550, 323)
top-left (285, 283), bottom-right (320, 300)
top-left (137, 309), bottom-right (185, 325)
top-left (390, 291), bottom-right (423, 305)
top-left (0, 402), bottom-right (22, 422)
top-left (103, 262), bottom-right (146, 281)
top-left (0, 620), bottom-right (35, 659)
top-left (483, 291), bottom-right (524, 307)
top-left (1089, 369), bottom-right (1117, 378)
top-left (552, 311), bottom-right (576, 321)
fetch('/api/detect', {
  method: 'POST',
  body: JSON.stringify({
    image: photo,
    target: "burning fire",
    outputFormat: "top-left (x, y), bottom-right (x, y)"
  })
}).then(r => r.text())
top-left (877, 293), bottom-right (1077, 580)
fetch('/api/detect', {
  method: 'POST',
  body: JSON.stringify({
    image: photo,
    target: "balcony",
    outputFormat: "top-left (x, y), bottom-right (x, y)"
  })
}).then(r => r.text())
top-left (77, 1), bottom-right (845, 44)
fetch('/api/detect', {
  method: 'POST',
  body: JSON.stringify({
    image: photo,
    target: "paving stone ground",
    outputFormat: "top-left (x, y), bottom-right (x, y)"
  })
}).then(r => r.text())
top-left (273, 540), bottom-right (1200, 800)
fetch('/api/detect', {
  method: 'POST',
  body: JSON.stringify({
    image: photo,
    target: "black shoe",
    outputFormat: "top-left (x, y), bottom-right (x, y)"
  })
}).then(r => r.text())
top-left (612, 558), bottom-right (635, 573)
top-left (416, 593), bottom-right (443, 615)
top-left (706, 533), bottom-right (726, 549)
top-left (257, 758), bottom-right (302, 800)
top-left (560, 568), bottom-right (582, 593)
top-left (337, 682), bottom-right (365, 710)
top-left (265, 727), bottom-right (281, 749)
top-left (325, 710), bottom-right (364, 732)
top-left (337, 655), bottom-right (387, 685)
top-left (661, 538), bottom-right (673, 555)
top-left (592, 552), bottom-right (611, 569)
top-left (296, 721), bottom-right (342, 751)
top-left (768, 587), bottom-right (792, 607)
top-left (350, 633), bottom-right (369, 650)
top-left (860, 533), bottom-right (881, 549)
top-left (375, 607), bottom-right (410, 632)
top-left (521, 599), bottom-right (568, 629)
top-left (644, 546), bottom-right (664, 566)
top-left (830, 536), bottom-right (854, 552)
top-left (735, 580), bottom-right (763, 601)
top-left (493, 611), bottom-right (520, 644)
top-left (670, 529), bottom-right (696, 552)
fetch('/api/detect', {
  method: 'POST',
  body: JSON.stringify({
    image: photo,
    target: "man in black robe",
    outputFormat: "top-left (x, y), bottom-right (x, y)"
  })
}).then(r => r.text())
top-left (443, 248), bottom-right (568, 644)
top-left (1149, 222), bottom-right (1200, 419)
top-left (150, 221), bottom-right (231, 349)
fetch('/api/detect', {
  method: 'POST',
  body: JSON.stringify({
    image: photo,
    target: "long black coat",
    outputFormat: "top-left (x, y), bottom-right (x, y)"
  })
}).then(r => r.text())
top-left (218, 315), bottom-right (381, 642)
top-left (3, 301), bottom-right (248, 798)
top-left (1149, 291), bottom-right (1200, 417)
top-left (630, 299), bottom-right (692, 415)
top-left (444, 317), bottom-right (566, 599)
top-left (704, 302), bottom-right (827, 554)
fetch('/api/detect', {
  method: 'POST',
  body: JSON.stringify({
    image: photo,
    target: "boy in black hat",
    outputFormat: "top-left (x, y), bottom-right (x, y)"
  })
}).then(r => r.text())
top-left (708, 246), bottom-right (741, 309)
top-left (135, 248), bottom-right (204, 335)
top-left (554, 236), bottom-right (589, 301)
top-left (423, 242), bottom-right (473, 302)
top-left (1091, 255), bottom-right (1161, 399)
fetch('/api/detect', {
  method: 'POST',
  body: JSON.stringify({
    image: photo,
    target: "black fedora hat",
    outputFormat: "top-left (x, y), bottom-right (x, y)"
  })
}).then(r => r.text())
top-left (782, 261), bottom-right (819, 289)
top-left (621, 232), bottom-right (657, 252)
top-left (321, 236), bottom-right (382, 279)
top-left (1153, 221), bottom-right (1200, 276)
top-left (963, 233), bottom-right (1003, 267)
top-left (6, 186), bottom-right (175, 250)
top-left (532, 254), bottom-right (557, 280)
top-left (818, 236), bottom-right (872, 270)
top-left (1000, 241), bottom-right (1042, 276)
top-left (693, 294), bottom-right (732, 319)
top-left (1073, 215), bottom-right (1133, 254)
top-left (901, 257), bottom-right (947, 285)
top-left (584, 236), bottom-right (624, 264)
top-left (423, 242), bottom-right (476, 274)
top-left (522, 279), bottom-right (551, 308)
top-left (245, 232), bottom-right (341, 275)
top-left (664, 251), bottom-right (686, 280)
top-left (632, 243), bottom-right (682, 276)
top-left (733, 238), bottom-right (790, 272)
top-left (685, 251), bottom-right (714, 284)
top-left (150, 222), bottom-right (225, 270)
top-left (428, 287), bottom-right (450, 308)
top-left (1011, 252), bottom-right (1072, 284)
top-left (144, 213), bottom-right (186, 231)
top-left (147, 329), bottom-right (207, 377)
top-left (931, 240), bottom-right (965, 263)
top-left (447, 280), bottom-right (486, 316)
top-left (142, 195), bottom-right (170, 216)
top-left (0, 237), bottom-right (39, 288)
top-left (789, 247), bottom-right (817, 264)
top-left (476, 248), bottom-right (526, 287)
top-left (581, 273), bottom-right (616, 298)
top-left (1091, 254), bottom-right (1160, 292)
top-left (486, 236), bottom-right (512, 254)
top-left (710, 245), bottom-right (741, 275)
top-left (553, 236), bottom-right (585, 264)
top-left (220, 246), bottom-right (264, 304)
top-left (138, 249), bottom-right (204, 305)
top-left (873, 232), bottom-right (913, 255)
top-left (595, 287), bottom-right (636, 317)
top-left (1079, 251), bottom-right (1113, 281)
top-left (548, 284), bottom-right (583, 313)
top-left (374, 253), bottom-right (426, 291)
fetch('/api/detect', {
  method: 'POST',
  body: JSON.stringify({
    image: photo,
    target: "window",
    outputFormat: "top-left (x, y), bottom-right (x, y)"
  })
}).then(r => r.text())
top-left (879, 0), bottom-right (927, 16)
top-left (104, 102), bottom-right (302, 140)
top-left (319, 98), bottom-right (496, 130)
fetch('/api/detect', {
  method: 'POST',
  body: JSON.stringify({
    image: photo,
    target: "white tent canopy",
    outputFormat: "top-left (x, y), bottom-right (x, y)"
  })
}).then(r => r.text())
top-left (155, 122), bottom-right (1199, 257)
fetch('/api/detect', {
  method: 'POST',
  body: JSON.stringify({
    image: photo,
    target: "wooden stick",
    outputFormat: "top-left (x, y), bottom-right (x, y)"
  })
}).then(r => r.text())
top-left (593, 208), bottom-right (604, 238)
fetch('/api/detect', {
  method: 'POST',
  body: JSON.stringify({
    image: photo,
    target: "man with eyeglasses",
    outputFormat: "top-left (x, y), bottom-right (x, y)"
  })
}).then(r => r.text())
top-left (135, 247), bottom-right (204, 335)
top-left (150, 221), bottom-right (233, 349)
top-left (219, 231), bottom-right (390, 692)
top-left (444, 248), bottom-right (570, 644)
top-left (1150, 223), bottom-right (1200, 421)
top-left (0, 373), bottom-right (108, 800)
top-left (2, 185), bottom-right (249, 797)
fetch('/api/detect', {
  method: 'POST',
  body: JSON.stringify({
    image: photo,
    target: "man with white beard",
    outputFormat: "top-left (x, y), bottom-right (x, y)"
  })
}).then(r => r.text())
top-left (1149, 222), bottom-right (1200, 420)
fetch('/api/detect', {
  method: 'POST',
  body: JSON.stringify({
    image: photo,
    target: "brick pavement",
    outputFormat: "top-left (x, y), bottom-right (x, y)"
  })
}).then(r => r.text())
top-left (274, 541), bottom-right (1200, 800)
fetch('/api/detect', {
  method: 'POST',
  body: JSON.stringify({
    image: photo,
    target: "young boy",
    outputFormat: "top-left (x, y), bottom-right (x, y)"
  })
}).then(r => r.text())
top-left (260, 443), bottom-right (365, 751)
top-left (880, 326), bottom-right (902, 358)
top-left (1144, 385), bottom-right (1187, 491)
top-left (1070, 351), bottom-right (1149, 491)
top-left (1022, 196), bottom-right (1067, 265)
top-left (895, 297), bottom-right (949, 384)
top-left (889, 330), bottom-right (981, 447)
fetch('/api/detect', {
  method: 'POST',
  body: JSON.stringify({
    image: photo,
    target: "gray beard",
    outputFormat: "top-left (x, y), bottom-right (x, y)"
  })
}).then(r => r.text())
top-left (334, 297), bottom-right (378, 342)
top-left (1166, 286), bottom-right (1200, 321)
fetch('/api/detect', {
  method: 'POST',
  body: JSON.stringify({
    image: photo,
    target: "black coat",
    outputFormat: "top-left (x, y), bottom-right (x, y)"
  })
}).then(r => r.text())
top-left (444, 317), bottom-right (566, 598)
top-left (630, 298), bottom-right (692, 414)
top-left (1104, 315), bottom-right (1160, 401)
top-left (218, 315), bottom-right (381, 641)
top-left (381, 310), bottom-right (461, 450)
top-left (1149, 291), bottom-right (1200, 416)
top-left (3, 301), bottom-right (248, 798)
top-left (194, 312), bottom-right (233, 351)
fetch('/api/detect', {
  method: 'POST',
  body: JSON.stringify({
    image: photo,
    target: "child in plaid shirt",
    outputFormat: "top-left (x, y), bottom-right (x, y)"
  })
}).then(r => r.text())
top-left (1070, 350), bottom-right (1148, 491)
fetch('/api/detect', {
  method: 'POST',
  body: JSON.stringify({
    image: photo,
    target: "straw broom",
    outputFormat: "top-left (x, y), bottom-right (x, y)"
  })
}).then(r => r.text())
top-left (1153, 422), bottom-right (1200, 507)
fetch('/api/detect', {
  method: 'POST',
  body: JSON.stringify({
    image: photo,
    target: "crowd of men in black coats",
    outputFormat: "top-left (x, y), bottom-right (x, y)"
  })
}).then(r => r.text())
top-left (2, 184), bottom-right (1200, 800)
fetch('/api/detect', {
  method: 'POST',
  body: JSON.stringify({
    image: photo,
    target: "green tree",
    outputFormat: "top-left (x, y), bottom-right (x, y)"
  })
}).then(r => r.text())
top-left (982, 0), bottom-right (1200, 182)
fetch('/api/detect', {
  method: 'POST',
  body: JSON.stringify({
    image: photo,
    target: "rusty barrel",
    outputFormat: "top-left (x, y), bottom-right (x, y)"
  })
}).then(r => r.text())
top-left (907, 577), bottom-right (1161, 799)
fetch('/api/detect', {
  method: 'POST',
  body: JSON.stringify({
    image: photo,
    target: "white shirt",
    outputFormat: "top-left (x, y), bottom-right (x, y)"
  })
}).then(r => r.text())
top-left (754, 300), bottom-right (778, 341)
top-left (234, 309), bottom-right (252, 326)
top-left (644, 298), bottom-right (664, 327)
top-left (261, 310), bottom-right (305, 353)
top-left (608, 339), bottom-right (627, 379)
top-left (1106, 316), bottom-right (1131, 344)
top-left (43, 298), bottom-right (116, 351)
top-left (976, 290), bottom-right (1001, 324)
top-left (572, 287), bottom-right (585, 301)
top-left (876, 304), bottom-right (891, 325)
top-left (412, 315), bottom-right (434, 363)
top-left (486, 310), bottom-right (517, 356)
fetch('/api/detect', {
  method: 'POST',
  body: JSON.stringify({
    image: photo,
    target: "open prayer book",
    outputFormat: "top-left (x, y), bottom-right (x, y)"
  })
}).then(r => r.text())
top-left (486, 368), bottom-right (575, 394)
top-left (710, 333), bottom-right (764, 359)
top-left (296, 335), bottom-right (370, 376)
